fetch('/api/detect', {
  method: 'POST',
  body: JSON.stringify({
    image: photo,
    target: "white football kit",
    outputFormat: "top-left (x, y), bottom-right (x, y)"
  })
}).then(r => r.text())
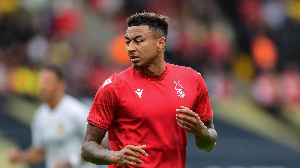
top-left (32, 95), bottom-right (105, 168)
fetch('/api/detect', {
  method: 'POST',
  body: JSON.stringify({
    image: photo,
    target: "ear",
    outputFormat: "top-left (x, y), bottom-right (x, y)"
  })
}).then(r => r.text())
top-left (157, 37), bottom-right (166, 51)
top-left (59, 80), bottom-right (67, 92)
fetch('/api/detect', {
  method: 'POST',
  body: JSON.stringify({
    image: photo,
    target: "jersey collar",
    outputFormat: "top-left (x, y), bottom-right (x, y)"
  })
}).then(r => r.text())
top-left (135, 62), bottom-right (169, 81)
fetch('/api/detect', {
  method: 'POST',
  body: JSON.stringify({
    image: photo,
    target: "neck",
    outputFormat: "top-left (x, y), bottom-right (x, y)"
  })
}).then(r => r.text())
top-left (141, 61), bottom-right (165, 76)
top-left (48, 93), bottom-right (64, 109)
top-left (139, 52), bottom-right (166, 76)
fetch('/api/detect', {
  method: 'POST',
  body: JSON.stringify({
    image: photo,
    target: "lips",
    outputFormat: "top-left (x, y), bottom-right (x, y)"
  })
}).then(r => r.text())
top-left (129, 55), bottom-right (140, 63)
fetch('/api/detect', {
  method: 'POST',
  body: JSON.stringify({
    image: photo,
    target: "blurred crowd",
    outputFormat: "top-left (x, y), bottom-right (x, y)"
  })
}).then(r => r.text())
top-left (0, 0), bottom-right (300, 113)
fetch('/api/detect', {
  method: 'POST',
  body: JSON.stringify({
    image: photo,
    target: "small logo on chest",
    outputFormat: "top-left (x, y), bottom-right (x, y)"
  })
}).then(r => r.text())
top-left (135, 89), bottom-right (143, 98)
top-left (57, 124), bottom-right (65, 134)
top-left (174, 81), bottom-right (185, 98)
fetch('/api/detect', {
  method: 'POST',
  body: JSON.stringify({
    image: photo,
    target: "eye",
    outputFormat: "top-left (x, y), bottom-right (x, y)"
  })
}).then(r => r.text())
top-left (136, 39), bottom-right (143, 44)
top-left (125, 41), bottom-right (130, 46)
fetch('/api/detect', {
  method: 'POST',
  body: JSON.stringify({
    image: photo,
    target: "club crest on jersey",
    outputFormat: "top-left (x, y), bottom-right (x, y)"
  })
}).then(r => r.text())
top-left (174, 81), bottom-right (185, 98)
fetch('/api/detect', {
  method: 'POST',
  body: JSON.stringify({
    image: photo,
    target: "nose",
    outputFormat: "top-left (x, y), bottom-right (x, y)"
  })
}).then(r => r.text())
top-left (126, 41), bottom-right (136, 53)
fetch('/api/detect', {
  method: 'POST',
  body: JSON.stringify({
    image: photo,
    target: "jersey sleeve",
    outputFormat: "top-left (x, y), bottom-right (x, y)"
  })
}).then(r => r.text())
top-left (193, 72), bottom-right (213, 122)
top-left (87, 74), bottom-right (119, 130)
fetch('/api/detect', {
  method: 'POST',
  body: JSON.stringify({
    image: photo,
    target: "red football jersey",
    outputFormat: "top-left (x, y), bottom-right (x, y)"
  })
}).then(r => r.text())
top-left (87, 63), bottom-right (213, 168)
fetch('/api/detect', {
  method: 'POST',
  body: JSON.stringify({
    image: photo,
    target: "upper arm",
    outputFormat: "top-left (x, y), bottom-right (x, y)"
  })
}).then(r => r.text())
top-left (73, 105), bottom-right (90, 136)
top-left (83, 123), bottom-right (107, 145)
top-left (194, 72), bottom-right (213, 123)
top-left (87, 74), bottom-right (119, 130)
top-left (31, 109), bottom-right (44, 150)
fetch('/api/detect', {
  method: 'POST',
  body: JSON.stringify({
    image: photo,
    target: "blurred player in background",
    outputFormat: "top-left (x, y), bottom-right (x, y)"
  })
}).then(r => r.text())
top-left (81, 11), bottom-right (218, 167)
top-left (8, 64), bottom-right (108, 168)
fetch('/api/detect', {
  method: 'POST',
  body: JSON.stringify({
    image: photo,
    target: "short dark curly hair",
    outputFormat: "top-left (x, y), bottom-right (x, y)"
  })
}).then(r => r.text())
top-left (42, 64), bottom-right (65, 81)
top-left (126, 11), bottom-right (169, 39)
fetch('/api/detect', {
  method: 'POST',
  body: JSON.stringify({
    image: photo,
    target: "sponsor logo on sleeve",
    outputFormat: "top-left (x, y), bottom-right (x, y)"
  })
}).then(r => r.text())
top-left (102, 78), bottom-right (113, 88)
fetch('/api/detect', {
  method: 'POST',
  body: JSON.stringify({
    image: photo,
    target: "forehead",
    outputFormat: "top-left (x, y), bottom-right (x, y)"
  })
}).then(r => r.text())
top-left (125, 25), bottom-right (153, 38)
top-left (41, 69), bottom-right (59, 80)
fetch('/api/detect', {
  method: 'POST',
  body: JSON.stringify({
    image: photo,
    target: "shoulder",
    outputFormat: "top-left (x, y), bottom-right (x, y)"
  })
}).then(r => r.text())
top-left (33, 104), bottom-right (49, 122)
top-left (100, 66), bottom-right (133, 89)
top-left (102, 66), bottom-right (134, 86)
top-left (97, 73), bottom-right (120, 94)
top-left (62, 95), bottom-right (88, 113)
top-left (35, 103), bottom-right (48, 115)
top-left (168, 63), bottom-right (201, 78)
top-left (168, 63), bottom-right (196, 72)
top-left (116, 66), bottom-right (133, 81)
top-left (93, 69), bottom-right (131, 99)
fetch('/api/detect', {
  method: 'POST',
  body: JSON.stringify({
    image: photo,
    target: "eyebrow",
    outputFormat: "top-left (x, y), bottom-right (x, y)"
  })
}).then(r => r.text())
top-left (125, 35), bottom-right (143, 41)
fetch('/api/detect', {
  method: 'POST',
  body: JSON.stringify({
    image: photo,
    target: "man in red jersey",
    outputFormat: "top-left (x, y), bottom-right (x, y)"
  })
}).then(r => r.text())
top-left (81, 11), bottom-right (218, 168)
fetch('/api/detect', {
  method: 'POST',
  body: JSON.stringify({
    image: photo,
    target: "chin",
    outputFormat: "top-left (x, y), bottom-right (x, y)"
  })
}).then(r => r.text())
top-left (39, 97), bottom-right (46, 102)
top-left (132, 63), bottom-right (143, 69)
top-left (39, 94), bottom-right (48, 101)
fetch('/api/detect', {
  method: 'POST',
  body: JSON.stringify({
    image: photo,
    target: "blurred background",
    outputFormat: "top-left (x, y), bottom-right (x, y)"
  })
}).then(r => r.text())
top-left (0, 0), bottom-right (299, 167)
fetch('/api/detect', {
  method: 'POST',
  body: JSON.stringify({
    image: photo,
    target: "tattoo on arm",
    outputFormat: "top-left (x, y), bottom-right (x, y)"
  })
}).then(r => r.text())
top-left (195, 118), bottom-right (218, 152)
top-left (81, 124), bottom-right (115, 165)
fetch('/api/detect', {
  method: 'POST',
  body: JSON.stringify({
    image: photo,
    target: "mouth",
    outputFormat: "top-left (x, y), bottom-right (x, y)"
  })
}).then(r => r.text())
top-left (129, 55), bottom-right (140, 63)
